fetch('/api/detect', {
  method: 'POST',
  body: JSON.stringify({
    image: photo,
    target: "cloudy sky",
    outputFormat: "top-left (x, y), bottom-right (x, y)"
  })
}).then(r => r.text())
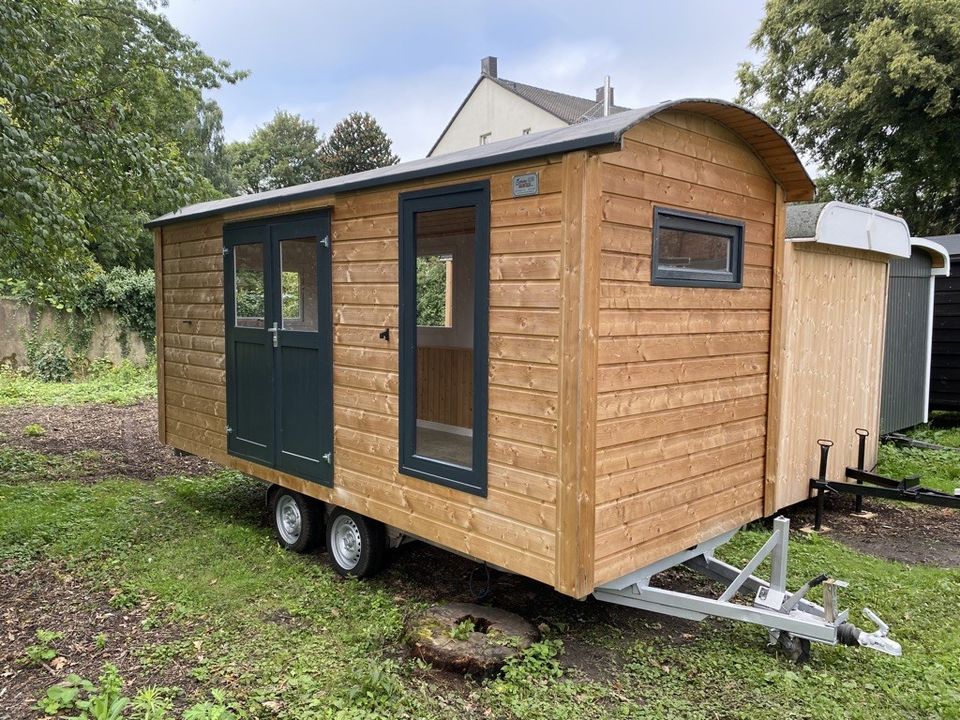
top-left (162, 0), bottom-right (767, 161)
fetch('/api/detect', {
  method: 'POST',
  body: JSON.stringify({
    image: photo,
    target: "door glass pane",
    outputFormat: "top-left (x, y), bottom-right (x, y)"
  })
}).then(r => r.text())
top-left (414, 207), bottom-right (476, 468)
top-left (280, 238), bottom-right (318, 331)
top-left (417, 254), bottom-right (453, 327)
top-left (234, 244), bottom-right (265, 328)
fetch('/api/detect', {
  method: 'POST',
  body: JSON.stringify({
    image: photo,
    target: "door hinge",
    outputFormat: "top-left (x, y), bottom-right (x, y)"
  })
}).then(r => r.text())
top-left (222, 246), bottom-right (230, 256)
top-left (322, 452), bottom-right (332, 464)
top-left (268, 321), bottom-right (279, 347)
top-left (320, 236), bottom-right (330, 248)
top-left (225, 425), bottom-right (233, 435)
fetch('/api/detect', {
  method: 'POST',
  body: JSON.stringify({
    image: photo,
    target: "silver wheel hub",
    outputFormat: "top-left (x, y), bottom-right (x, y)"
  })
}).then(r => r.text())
top-left (275, 495), bottom-right (302, 544)
top-left (330, 515), bottom-right (363, 570)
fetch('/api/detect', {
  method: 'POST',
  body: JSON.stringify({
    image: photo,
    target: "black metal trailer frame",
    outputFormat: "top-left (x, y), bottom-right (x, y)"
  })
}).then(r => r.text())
top-left (809, 429), bottom-right (960, 530)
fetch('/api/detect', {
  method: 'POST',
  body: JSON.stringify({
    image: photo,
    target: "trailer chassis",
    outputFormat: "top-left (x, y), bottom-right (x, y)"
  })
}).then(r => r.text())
top-left (594, 517), bottom-right (901, 660)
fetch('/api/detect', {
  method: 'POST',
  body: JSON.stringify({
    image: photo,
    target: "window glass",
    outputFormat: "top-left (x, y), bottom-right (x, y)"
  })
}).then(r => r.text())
top-left (658, 229), bottom-right (731, 273)
top-left (652, 208), bottom-right (744, 287)
top-left (234, 244), bottom-right (265, 328)
top-left (416, 254), bottom-right (453, 327)
top-left (280, 238), bottom-right (318, 331)
top-left (413, 209), bottom-right (475, 468)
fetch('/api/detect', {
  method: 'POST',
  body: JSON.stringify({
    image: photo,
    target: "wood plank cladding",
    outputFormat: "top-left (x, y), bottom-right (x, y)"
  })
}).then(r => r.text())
top-left (158, 158), bottom-right (563, 589)
top-left (592, 110), bottom-right (777, 587)
top-left (416, 346), bottom-right (473, 428)
top-left (767, 243), bottom-right (888, 511)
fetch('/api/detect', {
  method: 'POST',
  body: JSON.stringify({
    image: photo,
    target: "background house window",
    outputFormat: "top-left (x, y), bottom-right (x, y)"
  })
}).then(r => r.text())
top-left (652, 207), bottom-right (744, 288)
top-left (479, 132), bottom-right (491, 145)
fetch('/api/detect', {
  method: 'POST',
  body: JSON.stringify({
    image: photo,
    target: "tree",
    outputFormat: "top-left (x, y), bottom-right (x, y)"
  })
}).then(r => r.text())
top-left (737, 0), bottom-right (960, 235)
top-left (0, 0), bottom-right (244, 305)
top-left (227, 111), bottom-right (328, 194)
top-left (323, 112), bottom-right (399, 177)
top-left (183, 99), bottom-right (236, 198)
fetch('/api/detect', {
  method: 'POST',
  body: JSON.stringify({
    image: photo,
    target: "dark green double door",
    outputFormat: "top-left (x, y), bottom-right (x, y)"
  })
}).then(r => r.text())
top-left (224, 212), bottom-right (333, 485)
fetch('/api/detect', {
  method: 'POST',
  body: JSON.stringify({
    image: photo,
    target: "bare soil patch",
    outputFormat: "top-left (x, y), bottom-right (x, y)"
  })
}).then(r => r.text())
top-left (0, 401), bottom-right (216, 481)
top-left (0, 562), bottom-right (198, 719)
top-left (783, 493), bottom-right (960, 568)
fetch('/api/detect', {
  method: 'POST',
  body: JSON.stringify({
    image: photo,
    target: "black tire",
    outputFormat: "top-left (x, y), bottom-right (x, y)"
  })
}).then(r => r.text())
top-left (326, 508), bottom-right (387, 578)
top-left (270, 487), bottom-right (322, 553)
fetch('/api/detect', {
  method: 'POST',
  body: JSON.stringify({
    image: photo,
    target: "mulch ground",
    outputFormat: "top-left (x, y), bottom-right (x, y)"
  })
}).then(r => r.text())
top-left (0, 401), bottom-right (216, 481)
top-left (0, 563), bottom-right (199, 719)
top-left (783, 492), bottom-right (960, 568)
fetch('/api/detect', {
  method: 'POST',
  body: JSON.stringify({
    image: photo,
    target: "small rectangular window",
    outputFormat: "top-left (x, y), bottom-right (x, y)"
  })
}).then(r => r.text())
top-left (399, 183), bottom-right (489, 496)
top-left (652, 207), bottom-right (744, 288)
top-left (479, 132), bottom-right (491, 145)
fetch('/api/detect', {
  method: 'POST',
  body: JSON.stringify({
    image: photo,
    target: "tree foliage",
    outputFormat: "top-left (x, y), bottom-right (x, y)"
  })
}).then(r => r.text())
top-left (738, 0), bottom-right (960, 235)
top-left (323, 111), bottom-right (399, 177)
top-left (226, 111), bottom-right (328, 194)
top-left (227, 110), bottom-right (400, 195)
top-left (0, 0), bottom-right (243, 304)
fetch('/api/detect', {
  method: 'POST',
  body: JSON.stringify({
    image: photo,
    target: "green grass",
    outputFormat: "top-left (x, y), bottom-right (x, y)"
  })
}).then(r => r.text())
top-left (904, 412), bottom-right (960, 448)
top-left (877, 443), bottom-right (960, 494)
top-left (0, 446), bottom-right (103, 483)
top-left (876, 413), bottom-right (960, 494)
top-left (1, 471), bottom-right (958, 719)
top-left (0, 360), bottom-right (156, 407)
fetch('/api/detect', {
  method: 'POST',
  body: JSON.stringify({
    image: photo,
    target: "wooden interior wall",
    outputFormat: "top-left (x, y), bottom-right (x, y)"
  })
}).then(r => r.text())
top-left (157, 158), bottom-right (565, 588)
top-left (591, 110), bottom-right (777, 586)
top-left (768, 243), bottom-right (887, 510)
top-left (416, 346), bottom-right (473, 428)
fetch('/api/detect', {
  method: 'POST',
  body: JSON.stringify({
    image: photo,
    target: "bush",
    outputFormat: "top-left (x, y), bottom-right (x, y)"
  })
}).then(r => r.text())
top-left (29, 340), bottom-right (72, 382)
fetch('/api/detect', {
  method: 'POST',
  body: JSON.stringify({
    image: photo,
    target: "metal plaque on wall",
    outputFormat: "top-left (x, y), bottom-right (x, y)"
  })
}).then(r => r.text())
top-left (512, 172), bottom-right (539, 198)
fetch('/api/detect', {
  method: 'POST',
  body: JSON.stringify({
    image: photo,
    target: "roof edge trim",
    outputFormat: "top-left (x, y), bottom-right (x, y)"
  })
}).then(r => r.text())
top-left (912, 237), bottom-right (951, 275)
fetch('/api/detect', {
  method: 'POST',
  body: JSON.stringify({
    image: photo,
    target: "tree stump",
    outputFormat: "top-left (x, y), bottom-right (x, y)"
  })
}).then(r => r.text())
top-left (404, 602), bottom-right (539, 677)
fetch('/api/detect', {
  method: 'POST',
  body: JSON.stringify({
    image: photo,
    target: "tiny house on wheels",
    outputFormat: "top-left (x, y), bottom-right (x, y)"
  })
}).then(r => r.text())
top-left (148, 99), bottom-right (815, 597)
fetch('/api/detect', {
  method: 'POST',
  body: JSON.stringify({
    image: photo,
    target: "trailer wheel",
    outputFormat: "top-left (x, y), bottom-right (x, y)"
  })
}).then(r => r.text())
top-left (270, 488), bottom-right (321, 553)
top-left (326, 508), bottom-right (386, 578)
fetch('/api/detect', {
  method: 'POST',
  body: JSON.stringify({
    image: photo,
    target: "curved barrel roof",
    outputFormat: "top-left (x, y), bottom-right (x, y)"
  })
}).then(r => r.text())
top-left (148, 98), bottom-right (814, 228)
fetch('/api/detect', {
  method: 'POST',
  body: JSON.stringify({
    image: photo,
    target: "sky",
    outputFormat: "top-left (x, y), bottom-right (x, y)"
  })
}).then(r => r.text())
top-left (162, 0), bottom-right (768, 161)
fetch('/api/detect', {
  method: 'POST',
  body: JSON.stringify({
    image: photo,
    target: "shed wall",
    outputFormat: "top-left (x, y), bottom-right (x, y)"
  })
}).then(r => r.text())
top-left (591, 110), bottom-right (777, 586)
top-left (931, 257), bottom-right (960, 410)
top-left (156, 158), bottom-right (572, 588)
top-left (880, 251), bottom-right (933, 433)
top-left (768, 243), bottom-right (888, 510)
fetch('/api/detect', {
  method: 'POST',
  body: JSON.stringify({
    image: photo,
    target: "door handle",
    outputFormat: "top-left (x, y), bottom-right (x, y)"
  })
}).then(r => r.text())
top-left (268, 321), bottom-right (279, 347)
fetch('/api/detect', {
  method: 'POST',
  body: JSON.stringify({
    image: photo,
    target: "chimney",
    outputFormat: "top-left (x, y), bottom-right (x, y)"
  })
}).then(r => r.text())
top-left (595, 78), bottom-right (614, 115)
top-left (481, 56), bottom-right (498, 79)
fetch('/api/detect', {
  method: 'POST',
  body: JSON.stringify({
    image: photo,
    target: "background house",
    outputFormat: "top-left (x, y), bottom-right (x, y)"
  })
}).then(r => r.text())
top-left (428, 56), bottom-right (629, 156)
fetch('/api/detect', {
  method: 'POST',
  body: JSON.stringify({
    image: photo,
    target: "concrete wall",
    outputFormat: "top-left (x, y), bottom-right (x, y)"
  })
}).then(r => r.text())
top-left (0, 298), bottom-right (150, 369)
top-left (429, 78), bottom-right (567, 156)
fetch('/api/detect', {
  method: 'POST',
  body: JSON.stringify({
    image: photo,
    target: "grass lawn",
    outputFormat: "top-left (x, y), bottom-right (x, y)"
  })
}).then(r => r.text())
top-left (1, 374), bottom-right (959, 719)
top-left (0, 361), bottom-right (156, 407)
top-left (877, 412), bottom-right (960, 494)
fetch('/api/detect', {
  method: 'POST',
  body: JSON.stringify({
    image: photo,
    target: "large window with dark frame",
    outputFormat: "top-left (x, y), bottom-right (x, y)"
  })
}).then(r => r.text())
top-left (652, 207), bottom-right (744, 288)
top-left (398, 182), bottom-right (489, 496)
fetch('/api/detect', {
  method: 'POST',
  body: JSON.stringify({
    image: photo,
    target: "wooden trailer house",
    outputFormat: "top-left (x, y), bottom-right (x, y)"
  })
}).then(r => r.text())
top-left (148, 99), bottom-right (818, 599)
